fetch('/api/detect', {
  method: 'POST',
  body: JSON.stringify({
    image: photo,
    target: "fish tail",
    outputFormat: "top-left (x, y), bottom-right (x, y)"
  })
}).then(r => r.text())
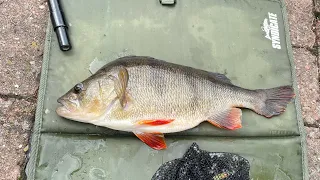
top-left (253, 85), bottom-right (295, 118)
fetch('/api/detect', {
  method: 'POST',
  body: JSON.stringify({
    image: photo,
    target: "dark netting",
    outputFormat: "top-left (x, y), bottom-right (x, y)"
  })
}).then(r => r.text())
top-left (151, 142), bottom-right (250, 180)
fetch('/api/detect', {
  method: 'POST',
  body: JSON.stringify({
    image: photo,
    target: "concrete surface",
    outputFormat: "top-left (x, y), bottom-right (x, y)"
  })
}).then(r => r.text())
top-left (0, 0), bottom-right (48, 179)
top-left (285, 0), bottom-right (316, 47)
top-left (285, 0), bottom-right (320, 179)
top-left (293, 48), bottom-right (320, 125)
top-left (0, 0), bottom-right (47, 96)
top-left (0, 98), bottom-right (36, 180)
top-left (0, 0), bottom-right (319, 179)
top-left (306, 127), bottom-right (320, 179)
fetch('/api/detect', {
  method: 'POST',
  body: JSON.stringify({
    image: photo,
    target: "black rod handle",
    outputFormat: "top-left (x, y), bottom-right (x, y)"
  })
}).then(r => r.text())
top-left (48, 0), bottom-right (72, 51)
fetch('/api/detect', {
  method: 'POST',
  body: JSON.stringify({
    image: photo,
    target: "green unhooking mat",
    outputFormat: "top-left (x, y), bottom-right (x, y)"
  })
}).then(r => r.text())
top-left (26, 0), bottom-right (309, 179)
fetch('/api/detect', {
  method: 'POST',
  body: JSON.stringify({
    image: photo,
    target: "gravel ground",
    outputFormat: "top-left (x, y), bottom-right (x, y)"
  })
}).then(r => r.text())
top-left (0, 0), bottom-right (319, 179)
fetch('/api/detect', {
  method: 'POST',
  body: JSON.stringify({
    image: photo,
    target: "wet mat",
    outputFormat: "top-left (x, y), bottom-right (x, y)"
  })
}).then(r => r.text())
top-left (33, 135), bottom-right (303, 180)
top-left (26, 0), bottom-right (309, 179)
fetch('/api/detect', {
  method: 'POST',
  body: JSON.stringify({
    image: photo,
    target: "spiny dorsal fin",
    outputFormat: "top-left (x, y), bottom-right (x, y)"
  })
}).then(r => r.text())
top-left (207, 108), bottom-right (242, 130)
top-left (209, 72), bottom-right (232, 85)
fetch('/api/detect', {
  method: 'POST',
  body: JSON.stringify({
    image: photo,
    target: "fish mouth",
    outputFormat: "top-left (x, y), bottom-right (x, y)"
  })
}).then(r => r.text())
top-left (56, 98), bottom-right (96, 122)
top-left (57, 97), bottom-right (63, 106)
top-left (57, 98), bottom-right (67, 108)
top-left (56, 98), bottom-right (72, 116)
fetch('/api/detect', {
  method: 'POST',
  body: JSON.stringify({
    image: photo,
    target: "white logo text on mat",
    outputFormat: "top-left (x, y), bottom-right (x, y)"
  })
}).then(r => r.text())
top-left (261, 12), bottom-right (281, 50)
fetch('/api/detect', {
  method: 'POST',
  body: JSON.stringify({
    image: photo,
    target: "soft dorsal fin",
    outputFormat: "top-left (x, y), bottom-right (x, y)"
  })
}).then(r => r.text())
top-left (208, 72), bottom-right (232, 85)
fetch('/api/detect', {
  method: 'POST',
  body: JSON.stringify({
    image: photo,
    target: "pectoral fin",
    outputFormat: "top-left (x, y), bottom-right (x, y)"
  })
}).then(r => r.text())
top-left (133, 132), bottom-right (167, 150)
top-left (207, 108), bottom-right (242, 130)
top-left (109, 67), bottom-right (131, 108)
top-left (118, 67), bottom-right (129, 90)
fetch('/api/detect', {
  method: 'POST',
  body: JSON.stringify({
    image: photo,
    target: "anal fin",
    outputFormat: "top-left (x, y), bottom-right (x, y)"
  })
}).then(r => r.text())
top-left (133, 131), bottom-right (167, 150)
top-left (207, 108), bottom-right (242, 130)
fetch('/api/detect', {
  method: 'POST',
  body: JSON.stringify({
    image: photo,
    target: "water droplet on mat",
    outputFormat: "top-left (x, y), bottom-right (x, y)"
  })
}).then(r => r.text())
top-left (89, 167), bottom-right (106, 180)
top-left (51, 153), bottom-right (82, 180)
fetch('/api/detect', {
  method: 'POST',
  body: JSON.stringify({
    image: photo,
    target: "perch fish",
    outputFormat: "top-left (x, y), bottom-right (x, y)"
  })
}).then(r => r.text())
top-left (56, 56), bottom-right (295, 150)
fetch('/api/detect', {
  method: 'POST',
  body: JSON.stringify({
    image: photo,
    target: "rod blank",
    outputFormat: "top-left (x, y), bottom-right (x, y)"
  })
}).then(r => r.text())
top-left (48, 0), bottom-right (72, 51)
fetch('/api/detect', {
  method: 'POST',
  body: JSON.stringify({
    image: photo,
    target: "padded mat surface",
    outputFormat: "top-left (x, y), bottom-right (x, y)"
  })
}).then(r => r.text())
top-left (42, 0), bottom-right (299, 136)
top-left (26, 0), bottom-right (308, 179)
top-left (35, 134), bottom-right (302, 180)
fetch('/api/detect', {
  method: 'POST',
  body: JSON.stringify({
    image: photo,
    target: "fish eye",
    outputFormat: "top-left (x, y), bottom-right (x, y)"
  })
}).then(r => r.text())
top-left (74, 83), bottom-right (84, 94)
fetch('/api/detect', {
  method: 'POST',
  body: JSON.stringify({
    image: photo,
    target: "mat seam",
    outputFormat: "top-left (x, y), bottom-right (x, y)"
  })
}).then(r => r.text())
top-left (25, 17), bottom-right (53, 180)
top-left (37, 131), bottom-right (302, 137)
top-left (35, 132), bottom-right (303, 138)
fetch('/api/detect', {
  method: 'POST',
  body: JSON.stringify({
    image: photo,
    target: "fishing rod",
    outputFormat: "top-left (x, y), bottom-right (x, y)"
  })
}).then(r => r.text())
top-left (48, 0), bottom-right (72, 51)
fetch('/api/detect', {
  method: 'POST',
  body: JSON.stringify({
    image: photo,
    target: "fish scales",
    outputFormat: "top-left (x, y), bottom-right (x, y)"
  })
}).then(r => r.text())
top-left (104, 63), bottom-right (257, 132)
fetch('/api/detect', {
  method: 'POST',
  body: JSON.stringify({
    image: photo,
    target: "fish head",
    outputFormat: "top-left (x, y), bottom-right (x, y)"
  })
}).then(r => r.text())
top-left (56, 76), bottom-right (117, 122)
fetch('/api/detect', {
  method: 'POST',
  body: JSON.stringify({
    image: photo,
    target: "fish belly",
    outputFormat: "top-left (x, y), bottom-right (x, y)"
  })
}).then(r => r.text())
top-left (133, 117), bottom-right (205, 133)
